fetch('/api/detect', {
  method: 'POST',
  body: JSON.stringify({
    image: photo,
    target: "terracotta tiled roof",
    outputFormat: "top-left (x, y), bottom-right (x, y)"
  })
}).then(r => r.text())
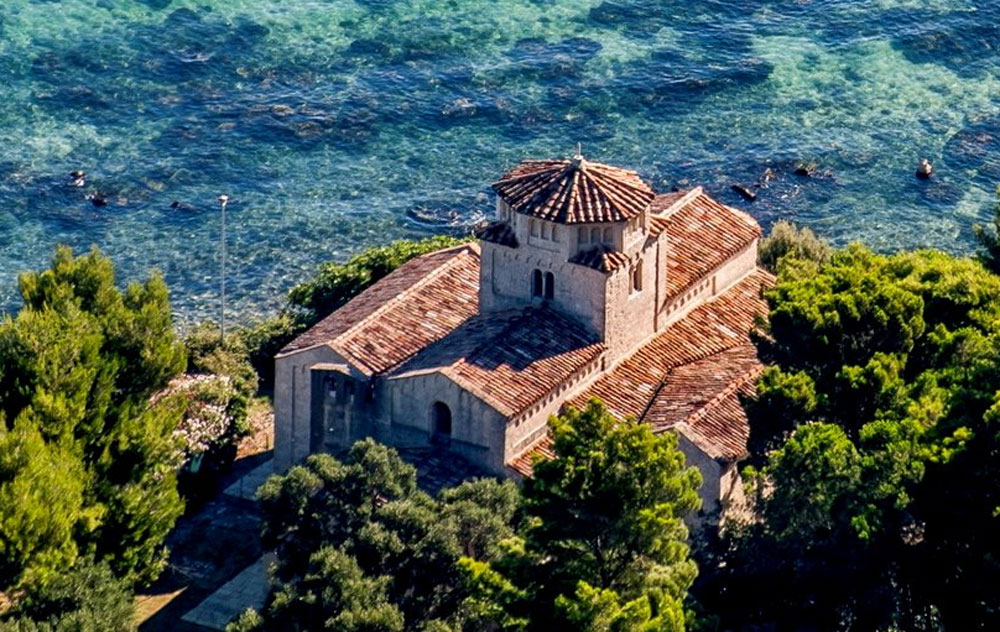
top-left (648, 191), bottom-right (761, 298)
top-left (575, 268), bottom-right (771, 419)
top-left (492, 157), bottom-right (655, 224)
top-left (475, 221), bottom-right (519, 248)
top-left (648, 189), bottom-right (697, 215)
top-left (507, 433), bottom-right (553, 478)
top-left (278, 245), bottom-right (481, 375)
top-left (644, 345), bottom-right (762, 460)
top-left (392, 307), bottom-right (605, 418)
top-left (675, 372), bottom-right (759, 461)
top-left (507, 268), bottom-right (774, 477)
top-left (569, 244), bottom-right (631, 273)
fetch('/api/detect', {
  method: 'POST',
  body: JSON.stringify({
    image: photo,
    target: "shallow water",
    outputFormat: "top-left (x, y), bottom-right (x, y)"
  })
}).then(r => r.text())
top-left (1, 0), bottom-right (998, 322)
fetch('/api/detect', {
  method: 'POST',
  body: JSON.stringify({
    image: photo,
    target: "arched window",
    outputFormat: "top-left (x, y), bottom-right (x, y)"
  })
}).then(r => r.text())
top-left (591, 227), bottom-right (601, 243)
top-left (551, 225), bottom-right (559, 242)
top-left (578, 227), bottom-right (588, 244)
top-left (432, 401), bottom-right (452, 443)
top-left (544, 272), bottom-right (555, 300)
top-left (603, 227), bottom-right (612, 243)
top-left (541, 222), bottom-right (550, 239)
top-left (632, 260), bottom-right (643, 292)
top-left (530, 219), bottom-right (539, 237)
top-left (532, 269), bottom-right (543, 297)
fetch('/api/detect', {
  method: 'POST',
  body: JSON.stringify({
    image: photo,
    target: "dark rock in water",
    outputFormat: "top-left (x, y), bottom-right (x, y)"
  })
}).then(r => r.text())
top-left (893, 18), bottom-right (1000, 78)
top-left (942, 116), bottom-right (1000, 186)
top-left (164, 7), bottom-right (200, 27)
top-left (90, 195), bottom-right (108, 207)
top-left (731, 184), bottom-right (757, 201)
top-left (170, 200), bottom-right (194, 212)
top-left (347, 39), bottom-right (392, 59)
top-left (70, 170), bottom-right (85, 179)
top-left (916, 158), bottom-right (934, 180)
top-left (794, 163), bottom-right (815, 177)
top-left (139, 0), bottom-right (172, 10)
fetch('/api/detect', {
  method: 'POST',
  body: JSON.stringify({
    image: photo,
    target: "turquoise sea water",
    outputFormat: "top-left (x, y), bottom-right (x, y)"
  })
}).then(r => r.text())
top-left (1, 0), bottom-right (999, 321)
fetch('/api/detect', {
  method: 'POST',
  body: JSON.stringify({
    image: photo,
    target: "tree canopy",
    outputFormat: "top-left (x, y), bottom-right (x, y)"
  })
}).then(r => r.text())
top-left (231, 439), bottom-right (520, 632)
top-left (234, 401), bottom-right (702, 632)
top-left (756, 220), bottom-right (832, 273)
top-left (698, 243), bottom-right (1000, 630)
top-left (0, 246), bottom-right (187, 591)
top-left (0, 557), bottom-right (135, 632)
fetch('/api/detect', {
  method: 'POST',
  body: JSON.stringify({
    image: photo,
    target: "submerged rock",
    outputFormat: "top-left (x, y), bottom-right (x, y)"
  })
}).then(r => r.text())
top-left (794, 163), bottom-right (816, 177)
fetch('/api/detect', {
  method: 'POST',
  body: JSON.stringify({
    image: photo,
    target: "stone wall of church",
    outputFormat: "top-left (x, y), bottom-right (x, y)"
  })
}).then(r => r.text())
top-left (274, 345), bottom-right (356, 471)
top-left (602, 239), bottom-right (660, 360)
top-left (677, 433), bottom-right (725, 521)
top-left (504, 353), bottom-right (606, 463)
top-left (479, 239), bottom-right (607, 338)
top-left (715, 239), bottom-right (758, 290)
top-left (385, 372), bottom-right (509, 473)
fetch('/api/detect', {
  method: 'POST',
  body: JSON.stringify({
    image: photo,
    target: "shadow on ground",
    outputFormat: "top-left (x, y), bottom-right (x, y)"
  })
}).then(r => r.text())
top-left (137, 451), bottom-right (273, 632)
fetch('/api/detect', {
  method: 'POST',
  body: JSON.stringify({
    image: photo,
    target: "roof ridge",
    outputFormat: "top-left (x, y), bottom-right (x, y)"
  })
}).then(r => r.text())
top-left (327, 246), bottom-right (479, 372)
top-left (684, 363), bottom-right (763, 427)
top-left (671, 362), bottom-right (762, 461)
top-left (653, 186), bottom-right (703, 219)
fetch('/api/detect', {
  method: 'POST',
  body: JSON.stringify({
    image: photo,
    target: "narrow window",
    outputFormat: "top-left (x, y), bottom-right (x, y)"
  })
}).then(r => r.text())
top-left (603, 227), bottom-right (612, 243)
top-left (591, 227), bottom-right (601, 243)
top-left (632, 260), bottom-right (643, 292)
top-left (541, 222), bottom-right (549, 240)
top-left (532, 269), bottom-right (543, 297)
top-left (544, 272), bottom-right (555, 300)
top-left (578, 227), bottom-right (587, 244)
top-left (552, 225), bottom-right (559, 243)
top-left (531, 219), bottom-right (539, 237)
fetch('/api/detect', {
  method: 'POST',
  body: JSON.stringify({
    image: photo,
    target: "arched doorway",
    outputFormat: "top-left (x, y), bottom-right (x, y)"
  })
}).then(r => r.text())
top-left (432, 401), bottom-right (452, 444)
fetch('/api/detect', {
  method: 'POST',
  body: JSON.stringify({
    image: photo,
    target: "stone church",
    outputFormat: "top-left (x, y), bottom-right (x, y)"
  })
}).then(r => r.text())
top-left (274, 155), bottom-right (773, 515)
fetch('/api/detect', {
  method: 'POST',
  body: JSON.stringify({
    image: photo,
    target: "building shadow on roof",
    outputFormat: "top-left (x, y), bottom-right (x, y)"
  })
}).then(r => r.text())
top-left (396, 305), bottom-right (601, 375)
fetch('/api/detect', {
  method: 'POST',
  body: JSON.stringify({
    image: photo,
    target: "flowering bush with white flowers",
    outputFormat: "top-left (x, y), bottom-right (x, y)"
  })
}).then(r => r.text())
top-left (159, 374), bottom-right (240, 468)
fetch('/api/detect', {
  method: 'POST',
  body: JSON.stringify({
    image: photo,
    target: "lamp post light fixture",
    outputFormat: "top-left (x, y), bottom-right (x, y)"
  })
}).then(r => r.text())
top-left (218, 194), bottom-right (229, 346)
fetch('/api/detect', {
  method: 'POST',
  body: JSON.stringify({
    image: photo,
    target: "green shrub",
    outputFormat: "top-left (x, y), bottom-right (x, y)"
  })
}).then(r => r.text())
top-left (184, 323), bottom-right (258, 439)
top-left (757, 221), bottom-right (832, 273)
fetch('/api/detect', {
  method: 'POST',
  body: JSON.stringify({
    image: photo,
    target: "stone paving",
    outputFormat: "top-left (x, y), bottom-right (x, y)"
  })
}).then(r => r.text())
top-left (223, 459), bottom-right (275, 501)
top-left (180, 554), bottom-right (274, 631)
top-left (395, 446), bottom-right (494, 495)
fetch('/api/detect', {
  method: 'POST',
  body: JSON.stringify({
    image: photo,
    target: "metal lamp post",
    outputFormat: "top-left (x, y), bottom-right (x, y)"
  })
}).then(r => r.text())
top-left (218, 194), bottom-right (229, 346)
